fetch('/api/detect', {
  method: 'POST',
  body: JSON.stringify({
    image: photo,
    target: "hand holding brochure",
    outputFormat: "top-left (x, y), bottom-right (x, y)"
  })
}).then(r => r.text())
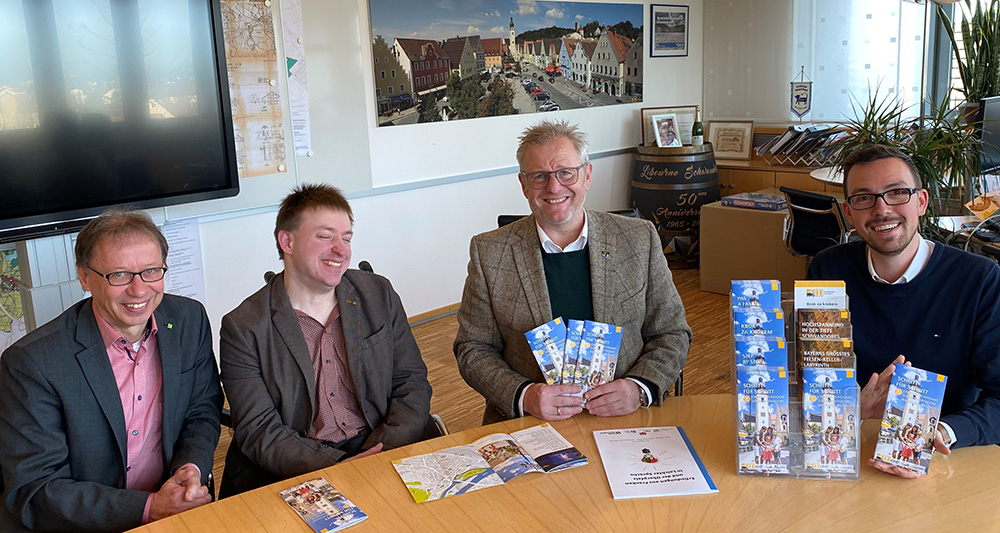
top-left (593, 426), bottom-right (717, 499)
top-left (279, 477), bottom-right (368, 532)
top-left (524, 318), bottom-right (623, 388)
top-left (873, 364), bottom-right (948, 475)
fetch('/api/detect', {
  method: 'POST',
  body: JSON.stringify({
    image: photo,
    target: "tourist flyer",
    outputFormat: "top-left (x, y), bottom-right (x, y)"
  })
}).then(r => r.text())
top-left (797, 308), bottom-right (851, 339)
top-left (873, 364), bottom-right (948, 475)
top-left (736, 366), bottom-right (790, 474)
top-left (734, 336), bottom-right (787, 368)
top-left (793, 280), bottom-right (847, 310)
top-left (279, 477), bottom-right (368, 532)
top-left (563, 319), bottom-right (585, 385)
top-left (392, 423), bottom-right (587, 503)
top-left (797, 338), bottom-right (852, 368)
top-left (524, 318), bottom-right (567, 385)
top-left (801, 368), bottom-right (860, 474)
top-left (593, 426), bottom-right (717, 499)
top-left (579, 320), bottom-right (622, 387)
top-left (730, 279), bottom-right (782, 309)
top-left (733, 307), bottom-right (784, 337)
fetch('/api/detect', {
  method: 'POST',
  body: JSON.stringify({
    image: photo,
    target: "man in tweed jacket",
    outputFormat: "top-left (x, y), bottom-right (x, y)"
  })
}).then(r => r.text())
top-left (454, 121), bottom-right (691, 425)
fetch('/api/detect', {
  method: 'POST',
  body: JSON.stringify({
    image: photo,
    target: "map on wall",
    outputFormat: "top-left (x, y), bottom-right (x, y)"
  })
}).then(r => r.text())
top-left (0, 245), bottom-right (27, 352)
top-left (220, 0), bottom-right (288, 177)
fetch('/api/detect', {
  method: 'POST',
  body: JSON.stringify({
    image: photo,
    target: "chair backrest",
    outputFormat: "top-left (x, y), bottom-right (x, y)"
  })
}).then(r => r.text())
top-left (779, 186), bottom-right (850, 257)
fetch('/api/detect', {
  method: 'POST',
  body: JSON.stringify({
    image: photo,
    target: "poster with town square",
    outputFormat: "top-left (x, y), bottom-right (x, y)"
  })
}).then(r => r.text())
top-left (368, 1), bottom-right (643, 126)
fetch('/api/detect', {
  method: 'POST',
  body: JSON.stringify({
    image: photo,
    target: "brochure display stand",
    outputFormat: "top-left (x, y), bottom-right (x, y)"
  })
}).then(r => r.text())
top-left (731, 280), bottom-right (860, 481)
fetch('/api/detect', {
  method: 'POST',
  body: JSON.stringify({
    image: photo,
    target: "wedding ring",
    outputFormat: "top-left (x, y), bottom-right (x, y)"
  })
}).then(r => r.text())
top-left (556, 406), bottom-right (561, 416)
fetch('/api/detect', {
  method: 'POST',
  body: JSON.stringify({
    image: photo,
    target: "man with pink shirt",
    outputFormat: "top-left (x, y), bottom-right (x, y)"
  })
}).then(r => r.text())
top-left (0, 209), bottom-right (223, 532)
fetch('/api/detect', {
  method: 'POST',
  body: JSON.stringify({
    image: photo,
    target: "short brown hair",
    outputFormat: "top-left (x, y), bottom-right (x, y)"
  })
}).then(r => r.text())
top-left (75, 208), bottom-right (168, 268)
top-left (516, 120), bottom-right (589, 168)
top-left (841, 144), bottom-right (922, 196)
top-left (274, 184), bottom-right (354, 259)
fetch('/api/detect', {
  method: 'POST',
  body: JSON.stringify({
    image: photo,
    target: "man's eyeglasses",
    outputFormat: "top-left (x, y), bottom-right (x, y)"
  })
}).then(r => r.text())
top-left (845, 188), bottom-right (919, 210)
top-left (521, 163), bottom-right (586, 189)
top-left (88, 266), bottom-right (168, 286)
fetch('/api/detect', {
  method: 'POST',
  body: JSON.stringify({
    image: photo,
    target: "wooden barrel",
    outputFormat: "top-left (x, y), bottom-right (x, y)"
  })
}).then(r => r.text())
top-left (631, 143), bottom-right (720, 269)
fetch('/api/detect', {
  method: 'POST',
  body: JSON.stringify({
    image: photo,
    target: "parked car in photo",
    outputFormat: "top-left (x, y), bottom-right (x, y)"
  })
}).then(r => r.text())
top-left (533, 91), bottom-right (550, 100)
top-left (538, 100), bottom-right (558, 111)
top-left (543, 104), bottom-right (560, 112)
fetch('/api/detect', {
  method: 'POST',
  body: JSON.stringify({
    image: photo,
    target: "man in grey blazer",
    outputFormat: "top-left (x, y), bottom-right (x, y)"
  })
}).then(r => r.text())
top-left (219, 184), bottom-right (431, 497)
top-left (0, 209), bottom-right (223, 532)
top-left (455, 120), bottom-right (691, 424)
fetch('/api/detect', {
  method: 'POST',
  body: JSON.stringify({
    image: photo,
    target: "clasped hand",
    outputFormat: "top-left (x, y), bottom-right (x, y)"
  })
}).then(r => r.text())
top-left (524, 379), bottom-right (642, 420)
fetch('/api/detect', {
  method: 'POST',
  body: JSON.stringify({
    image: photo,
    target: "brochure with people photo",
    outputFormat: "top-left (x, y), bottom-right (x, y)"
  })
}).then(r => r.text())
top-left (578, 320), bottom-right (623, 388)
top-left (735, 366), bottom-right (790, 474)
top-left (801, 368), bottom-right (860, 474)
top-left (279, 477), bottom-right (368, 533)
top-left (873, 364), bottom-right (948, 476)
top-left (730, 279), bottom-right (782, 309)
top-left (524, 318), bottom-right (567, 385)
top-left (391, 423), bottom-right (587, 503)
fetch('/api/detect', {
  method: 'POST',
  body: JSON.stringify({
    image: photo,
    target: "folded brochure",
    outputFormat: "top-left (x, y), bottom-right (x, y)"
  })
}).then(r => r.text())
top-left (279, 477), bottom-right (367, 532)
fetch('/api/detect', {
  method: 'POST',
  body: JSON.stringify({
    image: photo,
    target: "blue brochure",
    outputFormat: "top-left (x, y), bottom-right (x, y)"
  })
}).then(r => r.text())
top-left (734, 336), bottom-right (787, 368)
top-left (736, 366), bottom-right (790, 474)
top-left (801, 368), bottom-right (860, 474)
top-left (873, 364), bottom-right (948, 475)
top-left (563, 320), bottom-right (585, 385)
top-left (733, 307), bottom-right (784, 338)
top-left (524, 318), bottom-right (567, 385)
top-left (731, 280), bottom-right (782, 309)
top-left (579, 320), bottom-right (623, 388)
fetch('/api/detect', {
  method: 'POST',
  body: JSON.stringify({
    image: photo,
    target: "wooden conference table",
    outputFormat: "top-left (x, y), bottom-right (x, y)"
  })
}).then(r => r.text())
top-left (131, 394), bottom-right (1000, 532)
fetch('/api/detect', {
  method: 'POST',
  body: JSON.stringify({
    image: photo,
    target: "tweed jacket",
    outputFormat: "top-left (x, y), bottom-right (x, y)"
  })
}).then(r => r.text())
top-left (219, 270), bottom-right (431, 489)
top-left (0, 295), bottom-right (223, 532)
top-left (454, 211), bottom-right (691, 424)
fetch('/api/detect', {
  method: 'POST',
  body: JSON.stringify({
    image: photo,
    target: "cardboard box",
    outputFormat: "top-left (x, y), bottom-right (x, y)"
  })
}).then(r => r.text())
top-left (700, 189), bottom-right (808, 294)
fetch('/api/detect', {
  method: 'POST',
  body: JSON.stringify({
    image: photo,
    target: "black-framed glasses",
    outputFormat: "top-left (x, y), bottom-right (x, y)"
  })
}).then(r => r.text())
top-left (88, 266), bottom-right (168, 286)
top-left (521, 163), bottom-right (586, 189)
top-left (845, 188), bottom-right (919, 210)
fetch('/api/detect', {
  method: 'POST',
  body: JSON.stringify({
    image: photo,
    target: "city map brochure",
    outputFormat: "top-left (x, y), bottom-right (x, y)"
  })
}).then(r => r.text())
top-left (278, 477), bottom-right (368, 533)
top-left (593, 426), bottom-right (717, 499)
top-left (391, 423), bottom-right (587, 503)
top-left (873, 364), bottom-right (947, 476)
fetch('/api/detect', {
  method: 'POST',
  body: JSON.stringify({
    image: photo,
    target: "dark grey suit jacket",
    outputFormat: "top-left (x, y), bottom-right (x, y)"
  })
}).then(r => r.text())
top-left (219, 270), bottom-right (431, 493)
top-left (454, 211), bottom-right (692, 424)
top-left (0, 295), bottom-right (223, 532)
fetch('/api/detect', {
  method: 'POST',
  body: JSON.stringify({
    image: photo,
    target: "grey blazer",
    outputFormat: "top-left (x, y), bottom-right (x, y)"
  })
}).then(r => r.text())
top-left (454, 211), bottom-right (691, 424)
top-left (219, 270), bottom-right (431, 493)
top-left (0, 295), bottom-right (223, 533)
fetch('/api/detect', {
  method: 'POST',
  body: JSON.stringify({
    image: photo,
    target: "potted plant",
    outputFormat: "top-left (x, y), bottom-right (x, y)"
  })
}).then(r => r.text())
top-left (828, 87), bottom-right (981, 241)
top-left (936, 0), bottom-right (1000, 106)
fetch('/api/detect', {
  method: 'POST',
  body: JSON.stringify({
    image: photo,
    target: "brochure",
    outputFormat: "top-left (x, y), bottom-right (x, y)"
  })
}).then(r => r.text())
top-left (721, 193), bottom-right (787, 211)
top-left (579, 320), bottom-right (623, 387)
top-left (732, 307), bottom-right (784, 337)
top-left (797, 308), bottom-right (851, 339)
top-left (279, 478), bottom-right (368, 533)
top-left (734, 336), bottom-right (787, 368)
top-left (730, 279), bottom-right (782, 309)
top-left (392, 423), bottom-right (587, 503)
top-left (563, 319), bottom-right (585, 385)
top-left (873, 364), bottom-right (948, 475)
top-left (797, 338), bottom-right (852, 368)
top-left (735, 366), bottom-right (790, 474)
top-left (801, 368), bottom-right (860, 474)
top-left (593, 426), bottom-right (717, 499)
top-left (524, 318), bottom-right (567, 385)
top-left (793, 280), bottom-right (847, 309)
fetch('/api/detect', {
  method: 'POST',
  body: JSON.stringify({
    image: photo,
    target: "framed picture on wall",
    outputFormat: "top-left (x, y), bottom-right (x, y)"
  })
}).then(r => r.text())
top-left (652, 114), bottom-right (683, 147)
top-left (708, 121), bottom-right (755, 160)
top-left (650, 4), bottom-right (689, 58)
top-left (641, 105), bottom-right (696, 145)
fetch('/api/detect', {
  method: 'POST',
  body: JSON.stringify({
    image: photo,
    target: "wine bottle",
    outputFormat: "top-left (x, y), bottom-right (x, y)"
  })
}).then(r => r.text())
top-left (692, 106), bottom-right (704, 146)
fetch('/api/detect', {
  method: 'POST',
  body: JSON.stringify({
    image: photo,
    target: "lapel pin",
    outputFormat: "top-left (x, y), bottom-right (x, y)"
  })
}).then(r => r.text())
top-left (167, 323), bottom-right (173, 329)
top-left (347, 300), bottom-right (358, 306)
top-left (602, 250), bottom-right (610, 258)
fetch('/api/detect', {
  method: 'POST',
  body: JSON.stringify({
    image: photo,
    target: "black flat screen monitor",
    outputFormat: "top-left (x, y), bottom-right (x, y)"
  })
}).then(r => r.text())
top-left (980, 95), bottom-right (1000, 173)
top-left (0, 0), bottom-right (239, 243)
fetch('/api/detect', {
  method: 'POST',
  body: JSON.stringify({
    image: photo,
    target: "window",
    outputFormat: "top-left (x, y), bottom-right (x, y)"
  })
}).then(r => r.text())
top-left (375, 57), bottom-right (379, 64)
top-left (400, 84), bottom-right (405, 92)
top-left (391, 69), bottom-right (396, 78)
top-left (380, 71), bottom-right (385, 79)
top-left (793, 1), bottom-right (926, 120)
top-left (388, 86), bottom-right (393, 95)
top-left (377, 88), bottom-right (382, 98)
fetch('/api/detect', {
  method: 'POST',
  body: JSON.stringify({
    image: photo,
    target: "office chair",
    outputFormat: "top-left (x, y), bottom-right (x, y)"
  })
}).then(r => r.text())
top-left (494, 209), bottom-right (683, 397)
top-left (779, 186), bottom-right (851, 257)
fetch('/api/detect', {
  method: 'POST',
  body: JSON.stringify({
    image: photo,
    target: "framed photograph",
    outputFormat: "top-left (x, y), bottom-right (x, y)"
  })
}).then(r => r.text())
top-left (641, 105), bottom-right (696, 145)
top-left (650, 5), bottom-right (689, 58)
top-left (652, 114), bottom-right (683, 147)
top-left (708, 121), bottom-right (755, 160)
